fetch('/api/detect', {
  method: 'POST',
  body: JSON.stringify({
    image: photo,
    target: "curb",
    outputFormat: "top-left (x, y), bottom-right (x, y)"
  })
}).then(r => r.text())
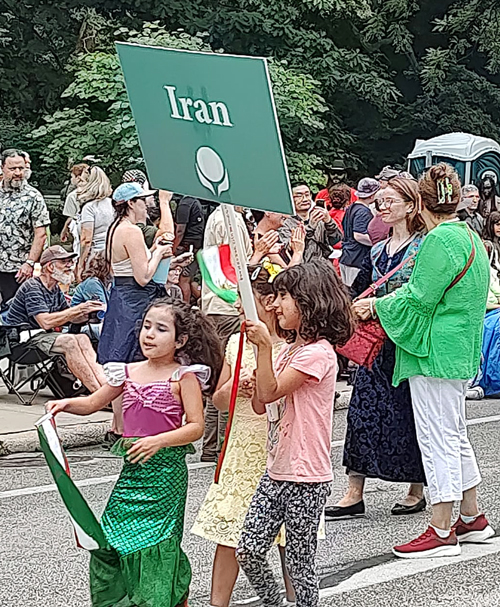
top-left (0, 420), bottom-right (111, 456)
top-left (0, 391), bottom-right (350, 455)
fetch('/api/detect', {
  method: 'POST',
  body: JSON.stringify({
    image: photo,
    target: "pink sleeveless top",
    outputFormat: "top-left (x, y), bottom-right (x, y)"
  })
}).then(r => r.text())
top-left (104, 363), bottom-right (210, 438)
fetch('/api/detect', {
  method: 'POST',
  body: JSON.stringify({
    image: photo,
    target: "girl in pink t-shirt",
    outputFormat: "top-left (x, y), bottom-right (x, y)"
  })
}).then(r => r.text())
top-left (236, 260), bottom-right (356, 607)
top-left (46, 298), bottom-right (223, 607)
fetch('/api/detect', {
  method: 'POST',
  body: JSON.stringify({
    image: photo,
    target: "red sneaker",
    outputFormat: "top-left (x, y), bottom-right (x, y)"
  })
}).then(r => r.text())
top-left (453, 514), bottom-right (495, 543)
top-left (393, 526), bottom-right (461, 559)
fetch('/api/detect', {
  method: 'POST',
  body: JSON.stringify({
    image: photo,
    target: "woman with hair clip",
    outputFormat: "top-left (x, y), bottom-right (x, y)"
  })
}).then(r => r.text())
top-left (76, 166), bottom-right (115, 281)
top-left (356, 163), bottom-right (494, 558)
top-left (326, 176), bottom-right (427, 522)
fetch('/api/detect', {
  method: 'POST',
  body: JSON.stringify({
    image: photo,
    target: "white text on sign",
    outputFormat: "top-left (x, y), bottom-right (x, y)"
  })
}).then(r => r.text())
top-left (164, 85), bottom-right (234, 127)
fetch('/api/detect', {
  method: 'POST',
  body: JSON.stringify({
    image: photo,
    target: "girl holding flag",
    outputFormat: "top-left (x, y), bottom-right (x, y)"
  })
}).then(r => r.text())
top-left (236, 260), bottom-right (356, 607)
top-left (193, 226), bottom-right (305, 607)
top-left (192, 264), bottom-right (288, 606)
top-left (46, 298), bottom-right (223, 607)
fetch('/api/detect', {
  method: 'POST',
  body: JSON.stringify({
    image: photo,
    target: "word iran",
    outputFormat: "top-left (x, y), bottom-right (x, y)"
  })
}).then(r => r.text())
top-left (164, 85), bottom-right (234, 127)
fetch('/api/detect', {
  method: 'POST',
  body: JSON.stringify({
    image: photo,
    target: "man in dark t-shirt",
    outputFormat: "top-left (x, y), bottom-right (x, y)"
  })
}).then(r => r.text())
top-left (174, 195), bottom-right (205, 302)
top-left (340, 178), bottom-right (379, 286)
top-left (5, 276), bottom-right (69, 329)
top-left (2, 245), bottom-right (105, 392)
top-left (174, 195), bottom-right (205, 249)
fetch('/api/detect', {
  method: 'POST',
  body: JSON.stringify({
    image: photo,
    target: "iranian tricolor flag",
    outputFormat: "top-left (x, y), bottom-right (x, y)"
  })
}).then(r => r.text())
top-left (35, 414), bottom-right (107, 551)
top-left (197, 244), bottom-right (238, 304)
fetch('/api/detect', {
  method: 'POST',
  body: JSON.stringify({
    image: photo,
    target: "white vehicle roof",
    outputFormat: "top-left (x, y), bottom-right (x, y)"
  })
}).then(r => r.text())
top-left (408, 132), bottom-right (500, 161)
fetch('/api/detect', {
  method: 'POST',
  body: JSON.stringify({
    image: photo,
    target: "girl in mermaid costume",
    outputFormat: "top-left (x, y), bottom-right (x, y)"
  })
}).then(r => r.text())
top-left (46, 298), bottom-right (223, 607)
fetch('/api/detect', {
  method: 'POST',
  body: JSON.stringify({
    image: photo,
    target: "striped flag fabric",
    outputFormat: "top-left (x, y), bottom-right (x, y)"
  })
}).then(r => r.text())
top-left (197, 244), bottom-right (239, 304)
top-left (35, 413), bottom-right (107, 551)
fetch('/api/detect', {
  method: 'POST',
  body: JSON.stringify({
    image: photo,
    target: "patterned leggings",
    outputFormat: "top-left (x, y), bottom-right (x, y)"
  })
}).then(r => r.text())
top-left (236, 472), bottom-right (331, 607)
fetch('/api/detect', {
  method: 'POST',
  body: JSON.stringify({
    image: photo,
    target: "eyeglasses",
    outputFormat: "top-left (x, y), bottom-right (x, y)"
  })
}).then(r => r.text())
top-left (375, 197), bottom-right (405, 211)
top-left (293, 192), bottom-right (312, 200)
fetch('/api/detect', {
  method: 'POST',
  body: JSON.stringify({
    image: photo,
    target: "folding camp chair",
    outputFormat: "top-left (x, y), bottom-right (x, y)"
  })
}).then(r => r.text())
top-left (0, 325), bottom-right (86, 406)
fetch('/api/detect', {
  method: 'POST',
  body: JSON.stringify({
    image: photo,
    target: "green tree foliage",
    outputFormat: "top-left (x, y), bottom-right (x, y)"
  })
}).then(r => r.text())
top-left (4, 1), bottom-right (500, 187)
top-left (29, 22), bottom-right (329, 187)
top-left (360, 0), bottom-right (500, 158)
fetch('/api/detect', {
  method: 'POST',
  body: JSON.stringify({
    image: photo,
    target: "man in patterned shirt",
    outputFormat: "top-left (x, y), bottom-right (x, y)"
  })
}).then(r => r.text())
top-left (0, 149), bottom-right (50, 306)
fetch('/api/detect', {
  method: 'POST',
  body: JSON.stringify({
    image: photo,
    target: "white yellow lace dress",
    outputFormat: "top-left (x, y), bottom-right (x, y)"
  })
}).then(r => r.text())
top-left (191, 334), bottom-right (283, 548)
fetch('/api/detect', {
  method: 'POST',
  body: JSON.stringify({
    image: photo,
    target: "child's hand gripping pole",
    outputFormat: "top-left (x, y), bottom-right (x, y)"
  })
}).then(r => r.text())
top-left (214, 322), bottom-right (246, 484)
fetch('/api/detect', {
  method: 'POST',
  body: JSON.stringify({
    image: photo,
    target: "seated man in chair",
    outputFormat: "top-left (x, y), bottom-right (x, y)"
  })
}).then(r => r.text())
top-left (2, 245), bottom-right (105, 392)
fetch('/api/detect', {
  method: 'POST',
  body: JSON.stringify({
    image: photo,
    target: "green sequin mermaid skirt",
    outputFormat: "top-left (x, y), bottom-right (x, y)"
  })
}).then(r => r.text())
top-left (89, 439), bottom-right (195, 607)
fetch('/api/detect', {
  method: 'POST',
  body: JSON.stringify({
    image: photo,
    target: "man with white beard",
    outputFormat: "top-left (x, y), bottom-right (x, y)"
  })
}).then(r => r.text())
top-left (2, 245), bottom-right (105, 392)
top-left (0, 149), bottom-right (49, 304)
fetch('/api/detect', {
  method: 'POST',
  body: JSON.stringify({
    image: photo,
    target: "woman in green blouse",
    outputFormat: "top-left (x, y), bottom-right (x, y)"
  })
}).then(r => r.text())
top-left (355, 163), bottom-right (494, 559)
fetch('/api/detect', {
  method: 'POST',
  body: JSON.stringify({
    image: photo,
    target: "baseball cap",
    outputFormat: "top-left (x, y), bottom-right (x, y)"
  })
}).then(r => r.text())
top-left (326, 160), bottom-right (347, 172)
top-left (457, 197), bottom-right (474, 212)
top-left (113, 182), bottom-right (156, 203)
top-left (355, 177), bottom-right (380, 199)
top-left (40, 245), bottom-right (77, 266)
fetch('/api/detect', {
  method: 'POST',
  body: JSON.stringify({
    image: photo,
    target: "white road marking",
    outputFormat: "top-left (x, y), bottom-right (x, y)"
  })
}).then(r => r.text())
top-left (467, 413), bottom-right (500, 426)
top-left (0, 461), bottom-right (214, 499)
top-left (0, 474), bottom-right (119, 499)
top-left (233, 597), bottom-right (260, 605)
top-left (320, 538), bottom-right (500, 597)
top-left (0, 413), bottom-right (498, 500)
top-left (235, 539), bottom-right (500, 605)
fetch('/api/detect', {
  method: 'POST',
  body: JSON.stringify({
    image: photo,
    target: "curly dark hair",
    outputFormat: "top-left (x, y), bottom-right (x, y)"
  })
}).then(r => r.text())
top-left (272, 260), bottom-right (356, 346)
top-left (143, 298), bottom-right (223, 396)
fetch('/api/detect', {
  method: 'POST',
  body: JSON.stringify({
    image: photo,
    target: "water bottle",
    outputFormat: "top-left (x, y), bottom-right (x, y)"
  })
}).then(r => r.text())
top-left (152, 257), bottom-right (172, 285)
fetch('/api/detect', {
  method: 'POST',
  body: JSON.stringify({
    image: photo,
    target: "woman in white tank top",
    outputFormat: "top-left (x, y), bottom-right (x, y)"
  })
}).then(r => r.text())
top-left (98, 182), bottom-right (173, 367)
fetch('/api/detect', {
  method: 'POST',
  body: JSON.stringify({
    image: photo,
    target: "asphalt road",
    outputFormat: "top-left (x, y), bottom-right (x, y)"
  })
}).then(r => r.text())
top-left (1, 399), bottom-right (500, 607)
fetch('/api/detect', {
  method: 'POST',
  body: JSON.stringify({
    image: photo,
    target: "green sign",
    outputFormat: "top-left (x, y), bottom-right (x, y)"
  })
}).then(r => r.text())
top-left (116, 43), bottom-right (294, 215)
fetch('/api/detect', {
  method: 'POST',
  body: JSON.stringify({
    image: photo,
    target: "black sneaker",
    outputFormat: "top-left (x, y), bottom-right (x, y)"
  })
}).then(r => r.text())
top-left (325, 500), bottom-right (365, 520)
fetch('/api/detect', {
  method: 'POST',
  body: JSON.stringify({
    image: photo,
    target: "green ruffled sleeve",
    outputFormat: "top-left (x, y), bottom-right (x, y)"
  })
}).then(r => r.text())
top-left (375, 231), bottom-right (459, 358)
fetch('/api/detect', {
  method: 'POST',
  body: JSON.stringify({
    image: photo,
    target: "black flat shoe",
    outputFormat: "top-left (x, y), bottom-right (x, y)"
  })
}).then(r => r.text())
top-left (325, 500), bottom-right (365, 520)
top-left (391, 496), bottom-right (427, 516)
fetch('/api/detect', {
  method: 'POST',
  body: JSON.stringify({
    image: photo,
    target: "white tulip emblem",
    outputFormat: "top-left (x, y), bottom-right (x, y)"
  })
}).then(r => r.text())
top-left (195, 147), bottom-right (230, 196)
